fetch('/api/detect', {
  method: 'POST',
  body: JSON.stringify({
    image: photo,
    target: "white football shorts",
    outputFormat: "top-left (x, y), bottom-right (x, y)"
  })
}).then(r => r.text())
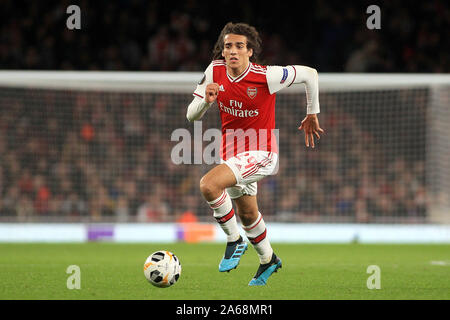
top-left (221, 150), bottom-right (278, 199)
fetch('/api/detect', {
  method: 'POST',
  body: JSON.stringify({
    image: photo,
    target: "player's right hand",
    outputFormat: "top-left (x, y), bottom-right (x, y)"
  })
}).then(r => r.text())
top-left (205, 83), bottom-right (220, 103)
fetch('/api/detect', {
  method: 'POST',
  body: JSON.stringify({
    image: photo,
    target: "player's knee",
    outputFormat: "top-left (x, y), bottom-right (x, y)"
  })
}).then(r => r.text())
top-left (199, 176), bottom-right (219, 199)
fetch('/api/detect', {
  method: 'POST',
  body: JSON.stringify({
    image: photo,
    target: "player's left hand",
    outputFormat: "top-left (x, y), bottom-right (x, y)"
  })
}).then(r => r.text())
top-left (298, 114), bottom-right (324, 148)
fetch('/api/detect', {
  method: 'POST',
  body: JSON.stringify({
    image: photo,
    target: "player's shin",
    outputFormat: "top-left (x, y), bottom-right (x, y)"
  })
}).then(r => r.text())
top-left (208, 190), bottom-right (240, 242)
top-left (243, 212), bottom-right (273, 264)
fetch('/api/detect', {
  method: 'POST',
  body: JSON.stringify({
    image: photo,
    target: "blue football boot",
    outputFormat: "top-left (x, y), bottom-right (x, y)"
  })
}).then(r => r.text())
top-left (219, 236), bottom-right (248, 272)
top-left (248, 253), bottom-right (282, 286)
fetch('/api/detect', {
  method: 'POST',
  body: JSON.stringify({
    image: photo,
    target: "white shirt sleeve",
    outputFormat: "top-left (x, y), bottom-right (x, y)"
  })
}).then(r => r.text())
top-left (266, 65), bottom-right (320, 114)
top-left (186, 96), bottom-right (212, 122)
top-left (187, 63), bottom-right (214, 121)
top-left (193, 62), bottom-right (214, 99)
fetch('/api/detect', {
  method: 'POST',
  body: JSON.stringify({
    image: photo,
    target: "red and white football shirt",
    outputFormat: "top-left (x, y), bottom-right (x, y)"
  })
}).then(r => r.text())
top-left (194, 60), bottom-right (304, 160)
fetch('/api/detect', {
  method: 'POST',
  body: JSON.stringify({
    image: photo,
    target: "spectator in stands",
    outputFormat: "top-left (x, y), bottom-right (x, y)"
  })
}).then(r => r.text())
top-left (137, 191), bottom-right (170, 223)
top-left (0, 0), bottom-right (448, 72)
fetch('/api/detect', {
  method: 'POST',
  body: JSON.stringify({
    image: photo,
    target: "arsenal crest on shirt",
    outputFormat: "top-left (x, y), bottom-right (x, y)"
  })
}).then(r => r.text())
top-left (247, 87), bottom-right (257, 99)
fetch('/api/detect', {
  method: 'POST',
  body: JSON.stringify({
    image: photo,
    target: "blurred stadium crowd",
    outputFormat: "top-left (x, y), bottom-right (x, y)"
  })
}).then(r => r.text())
top-left (0, 88), bottom-right (428, 223)
top-left (0, 0), bottom-right (448, 72)
top-left (0, 1), bottom-right (443, 223)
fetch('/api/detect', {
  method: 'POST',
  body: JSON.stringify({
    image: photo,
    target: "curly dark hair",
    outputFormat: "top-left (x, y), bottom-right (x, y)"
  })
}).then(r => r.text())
top-left (212, 22), bottom-right (262, 63)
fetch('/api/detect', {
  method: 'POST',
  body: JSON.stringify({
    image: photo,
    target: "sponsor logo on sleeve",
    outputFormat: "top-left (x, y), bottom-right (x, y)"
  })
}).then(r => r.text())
top-left (198, 74), bottom-right (206, 85)
top-left (280, 68), bottom-right (288, 84)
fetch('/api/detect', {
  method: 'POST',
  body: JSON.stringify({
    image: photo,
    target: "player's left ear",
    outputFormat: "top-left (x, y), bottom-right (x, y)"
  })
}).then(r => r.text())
top-left (248, 48), bottom-right (253, 58)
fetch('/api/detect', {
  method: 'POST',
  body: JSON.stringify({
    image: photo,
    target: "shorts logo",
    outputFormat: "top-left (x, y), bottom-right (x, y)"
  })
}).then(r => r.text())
top-left (247, 87), bottom-right (257, 99)
top-left (280, 68), bottom-right (288, 84)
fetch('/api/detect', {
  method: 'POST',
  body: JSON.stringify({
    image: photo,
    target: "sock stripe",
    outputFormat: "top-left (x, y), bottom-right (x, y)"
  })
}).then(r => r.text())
top-left (243, 214), bottom-right (263, 231)
top-left (215, 208), bottom-right (235, 224)
top-left (210, 191), bottom-right (227, 209)
top-left (248, 229), bottom-right (267, 245)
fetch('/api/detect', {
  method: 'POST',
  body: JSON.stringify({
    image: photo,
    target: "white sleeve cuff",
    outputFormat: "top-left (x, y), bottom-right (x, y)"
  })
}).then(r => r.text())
top-left (186, 96), bottom-right (212, 121)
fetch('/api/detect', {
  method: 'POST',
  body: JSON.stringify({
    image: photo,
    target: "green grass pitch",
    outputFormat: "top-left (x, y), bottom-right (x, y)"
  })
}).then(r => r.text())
top-left (0, 243), bottom-right (449, 300)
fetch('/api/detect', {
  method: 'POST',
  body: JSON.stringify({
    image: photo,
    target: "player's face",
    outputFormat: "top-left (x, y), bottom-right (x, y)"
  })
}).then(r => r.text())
top-left (222, 34), bottom-right (253, 75)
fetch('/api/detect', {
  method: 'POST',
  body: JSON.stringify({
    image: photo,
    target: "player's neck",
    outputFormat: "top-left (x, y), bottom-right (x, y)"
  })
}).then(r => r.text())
top-left (226, 61), bottom-right (250, 78)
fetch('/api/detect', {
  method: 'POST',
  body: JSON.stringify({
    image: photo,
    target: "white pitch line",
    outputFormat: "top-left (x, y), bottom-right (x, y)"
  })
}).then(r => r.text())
top-left (430, 261), bottom-right (450, 266)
